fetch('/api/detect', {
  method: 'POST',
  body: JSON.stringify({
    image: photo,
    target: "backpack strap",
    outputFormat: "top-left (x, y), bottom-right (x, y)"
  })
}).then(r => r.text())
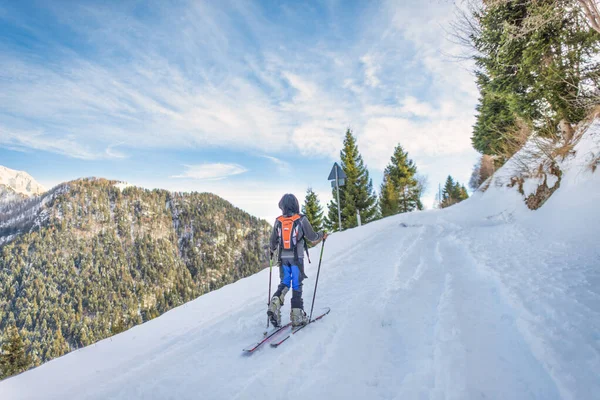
top-left (298, 215), bottom-right (311, 264)
top-left (275, 218), bottom-right (283, 261)
top-left (304, 239), bottom-right (311, 264)
top-left (291, 215), bottom-right (301, 262)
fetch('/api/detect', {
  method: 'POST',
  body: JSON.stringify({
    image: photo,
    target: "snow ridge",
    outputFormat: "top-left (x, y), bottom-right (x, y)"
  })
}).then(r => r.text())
top-left (0, 165), bottom-right (45, 197)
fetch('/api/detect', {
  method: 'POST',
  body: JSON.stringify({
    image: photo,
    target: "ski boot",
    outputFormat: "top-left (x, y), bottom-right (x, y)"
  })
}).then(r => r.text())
top-left (291, 308), bottom-right (309, 327)
top-left (267, 288), bottom-right (288, 327)
top-left (267, 297), bottom-right (282, 327)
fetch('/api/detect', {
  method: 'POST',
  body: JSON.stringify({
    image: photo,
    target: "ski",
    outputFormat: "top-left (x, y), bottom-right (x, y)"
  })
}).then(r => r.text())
top-left (270, 307), bottom-right (331, 348)
top-left (242, 322), bottom-right (292, 354)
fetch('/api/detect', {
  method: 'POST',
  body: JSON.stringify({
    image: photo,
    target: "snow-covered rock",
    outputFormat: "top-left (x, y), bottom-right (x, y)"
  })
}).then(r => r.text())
top-left (0, 165), bottom-right (45, 197)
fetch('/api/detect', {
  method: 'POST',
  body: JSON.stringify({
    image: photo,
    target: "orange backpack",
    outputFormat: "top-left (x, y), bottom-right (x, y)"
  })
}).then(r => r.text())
top-left (277, 214), bottom-right (301, 251)
top-left (276, 214), bottom-right (311, 263)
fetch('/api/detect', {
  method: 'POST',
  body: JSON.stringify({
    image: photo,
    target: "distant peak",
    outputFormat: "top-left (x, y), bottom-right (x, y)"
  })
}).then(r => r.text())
top-left (0, 165), bottom-right (46, 197)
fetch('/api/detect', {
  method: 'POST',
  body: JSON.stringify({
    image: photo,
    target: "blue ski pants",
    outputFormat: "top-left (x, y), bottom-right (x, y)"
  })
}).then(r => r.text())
top-left (273, 260), bottom-right (305, 309)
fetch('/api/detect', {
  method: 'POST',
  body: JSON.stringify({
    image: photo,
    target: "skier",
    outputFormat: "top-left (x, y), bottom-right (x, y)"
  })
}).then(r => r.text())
top-left (268, 193), bottom-right (327, 327)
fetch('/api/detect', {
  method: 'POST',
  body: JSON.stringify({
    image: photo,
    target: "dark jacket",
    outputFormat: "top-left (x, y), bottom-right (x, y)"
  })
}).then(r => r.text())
top-left (270, 194), bottom-right (323, 261)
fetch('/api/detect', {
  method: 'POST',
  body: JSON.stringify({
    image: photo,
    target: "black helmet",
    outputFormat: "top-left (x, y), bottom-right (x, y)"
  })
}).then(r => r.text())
top-left (278, 193), bottom-right (300, 216)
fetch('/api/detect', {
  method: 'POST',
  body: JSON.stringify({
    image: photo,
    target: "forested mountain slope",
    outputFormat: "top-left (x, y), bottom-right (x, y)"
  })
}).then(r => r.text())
top-left (0, 178), bottom-right (270, 370)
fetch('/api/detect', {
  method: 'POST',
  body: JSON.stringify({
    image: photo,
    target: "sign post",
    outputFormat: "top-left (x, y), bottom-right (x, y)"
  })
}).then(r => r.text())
top-left (328, 162), bottom-right (347, 231)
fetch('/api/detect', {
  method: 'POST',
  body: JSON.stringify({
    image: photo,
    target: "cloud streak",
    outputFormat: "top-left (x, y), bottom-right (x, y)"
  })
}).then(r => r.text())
top-left (260, 155), bottom-right (291, 174)
top-left (172, 163), bottom-right (248, 181)
top-left (0, 125), bottom-right (101, 160)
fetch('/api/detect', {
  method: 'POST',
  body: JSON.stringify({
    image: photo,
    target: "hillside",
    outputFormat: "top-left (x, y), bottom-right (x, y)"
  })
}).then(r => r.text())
top-left (0, 178), bottom-right (270, 372)
top-left (1, 120), bottom-right (598, 399)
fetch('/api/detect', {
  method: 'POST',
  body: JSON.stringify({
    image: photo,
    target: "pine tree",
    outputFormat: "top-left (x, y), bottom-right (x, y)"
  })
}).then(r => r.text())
top-left (379, 173), bottom-right (399, 218)
top-left (470, 0), bottom-right (600, 157)
top-left (326, 129), bottom-right (378, 230)
top-left (325, 198), bottom-right (340, 232)
top-left (49, 327), bottom-right (69, 359)
top-left (459, 185), bottom-right (469, 201)
top-left (440, 176), bottom-right (469, 208)
top-left (441, 176), bottom-right (455, 208)
top-left (379, 144), bottom-right (422, 217)
top-left (0, 325), bottom-right (32, 379)
top-left (302, 188), bottom-right (324, 233)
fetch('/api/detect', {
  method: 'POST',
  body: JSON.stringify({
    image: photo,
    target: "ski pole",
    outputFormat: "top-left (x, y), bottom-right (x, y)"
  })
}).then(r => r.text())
top-left (309, 237), bottom-right (326, 322)
top-left (266, 246), bottom-right (273, 330)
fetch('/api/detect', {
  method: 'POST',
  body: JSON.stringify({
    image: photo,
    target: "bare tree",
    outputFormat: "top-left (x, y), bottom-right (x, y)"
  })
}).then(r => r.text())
top-left (578, 0), bottom-right (600, 33)
top-left (469, 154), bottom-right (496, 190)
top-left (415, 174), bottom-right (429, 196)
top-left (447, 0), bottom-right (483, 59)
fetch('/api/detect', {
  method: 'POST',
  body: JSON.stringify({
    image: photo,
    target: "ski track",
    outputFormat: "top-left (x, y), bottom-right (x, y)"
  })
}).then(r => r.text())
top-left (464, 221), bottom-right (600, 400)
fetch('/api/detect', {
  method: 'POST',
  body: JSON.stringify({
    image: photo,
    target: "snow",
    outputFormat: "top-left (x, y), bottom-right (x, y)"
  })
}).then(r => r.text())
top-left (114, 182), bottom-right (132, 191)
top-left (0, 186), bottom-right (23, 206)
top-left (522, 176), bottom-right (543, 196)
top-left (0, 165), bottom-right (45, 197)
top-left (1, 121), bottom-right (599, 400)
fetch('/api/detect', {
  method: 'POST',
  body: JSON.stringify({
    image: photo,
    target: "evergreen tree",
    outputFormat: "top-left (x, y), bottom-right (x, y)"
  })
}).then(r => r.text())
top-left (325, 199), bottom-right (340, 232)
top-left (378, 144), bottom-right (422, 217)
top-left (326, 129), bottom-right (378, 230)
top-left (440, 176), bottom-right (469, 208)
top-left (454, 183), bottom-right (469, 202)
top-left (0, 325), bottom-right (32, 379)
top-left (49, 327), bottom-right (69, 359)
top-left (441, 176), bottom-right (455, 208)
top-left (379, 173), bottom-right (399, 218)
top-left (470, 0), bottom-right (600, 157)
top-left (302, 188), bottom-right (324, 233)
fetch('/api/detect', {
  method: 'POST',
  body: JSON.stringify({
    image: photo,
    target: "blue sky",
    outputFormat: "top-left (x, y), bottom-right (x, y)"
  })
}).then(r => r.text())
top-left (0, 0), bottom-right (480, 222)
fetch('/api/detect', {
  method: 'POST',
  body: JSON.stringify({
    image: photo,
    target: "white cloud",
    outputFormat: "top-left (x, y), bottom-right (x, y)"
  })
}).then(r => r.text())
top-left (399, 96), bottom-right (436, 118)
top-left (105, 143), bottom-right (128, 159)
top-left (291, 120), bottom-right (345, 159)
top-left (283, 72), bottom-right (318, 100)
top-left (172, 163), bottom-right (248, 181)
top-left (260, 155), bottom-right (291, 174)
top-left (0, 125), bottom-right (103, 160)
top-left (361, 115), bottom-right (475, 168)
top-left (361, 54), bottom-right (380, 88)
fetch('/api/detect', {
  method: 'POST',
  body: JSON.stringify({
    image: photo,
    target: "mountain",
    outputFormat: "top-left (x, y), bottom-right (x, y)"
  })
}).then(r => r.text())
top-left (0, 178), bottom-right (270, 373)
top-left (1, 120), bottom-right (598, 399)
top-left (0, 166), bottom-right (45, 204)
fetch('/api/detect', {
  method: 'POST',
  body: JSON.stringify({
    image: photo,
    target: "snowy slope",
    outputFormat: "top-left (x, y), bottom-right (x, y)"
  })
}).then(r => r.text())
top-left (0, 185), bottom-right (23, 205)
top-left (0, 165), bottom-right (45, 202)
top-left (1, 122), bottom-right (599, 400)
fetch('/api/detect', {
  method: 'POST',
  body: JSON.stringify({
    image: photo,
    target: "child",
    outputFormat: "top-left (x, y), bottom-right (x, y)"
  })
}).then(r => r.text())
top-left (268, 193), bottom-right (327, 327)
